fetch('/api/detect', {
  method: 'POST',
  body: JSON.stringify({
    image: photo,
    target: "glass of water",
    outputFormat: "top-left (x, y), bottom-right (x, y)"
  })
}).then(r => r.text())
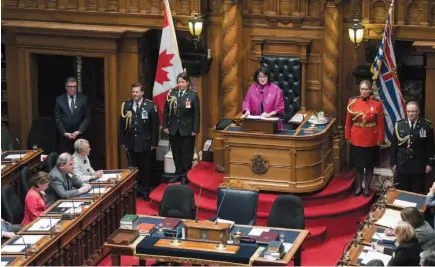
top-left (32, 144), bottom-right (38, 151)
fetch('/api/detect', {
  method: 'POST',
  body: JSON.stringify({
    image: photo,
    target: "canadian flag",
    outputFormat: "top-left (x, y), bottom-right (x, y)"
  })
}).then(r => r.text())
top-left (152, 0), bottom-right (183, 123)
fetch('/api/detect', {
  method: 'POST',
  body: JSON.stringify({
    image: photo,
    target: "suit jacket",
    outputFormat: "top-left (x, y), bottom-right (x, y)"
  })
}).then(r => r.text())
top-left (45, 166), bottom-right (84, 206)
top-left (55, 93), bottom-right (91, 135)
top-left (242, 82), bottom-right (285, 116)
top-left (390, 118), bottom-right (435, 175)
top-left (119, 99), bottom-right (159, 152)
top-left (163, 89), bottom-right (200, 136)
top-left (386, 237), bottom-right (422, 266)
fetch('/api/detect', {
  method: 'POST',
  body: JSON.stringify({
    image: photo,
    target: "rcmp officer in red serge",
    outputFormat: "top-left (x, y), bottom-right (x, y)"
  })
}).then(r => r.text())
top-left (163, 72), bottom-right (200, 185)
top-left (120, 82), bottom-right (159, 201)
top-left (345, 80), bottom-right (385, 198)
top-left (390, 101), bottom-right (434, 194)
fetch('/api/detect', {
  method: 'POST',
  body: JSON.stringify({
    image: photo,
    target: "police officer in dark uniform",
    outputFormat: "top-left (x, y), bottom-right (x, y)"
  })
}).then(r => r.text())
top-left (390, 101), bottom-right (435, 194)
top-left (120, 82), bottom-right (159, 201)
top-left (163, 72), bottom-right (200, 185)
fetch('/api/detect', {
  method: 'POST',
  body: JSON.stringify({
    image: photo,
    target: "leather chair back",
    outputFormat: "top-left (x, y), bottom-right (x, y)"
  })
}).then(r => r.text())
top-left (1, 185), bottom-right (24, 224)
top-left (27, 117), bottom-right (57, 153)
top-left (216, 187), bottom-right (259, 225)
top-left (159, 184), bottom-right (196, 219)
top-left (19, 166), bottom-right (33, 204)
top-left (45, 152), bottom-right (58, 173)
top-left (262, 56), bottom-right (301, 124)
top-left (267, 195), bottom-right (305, 229)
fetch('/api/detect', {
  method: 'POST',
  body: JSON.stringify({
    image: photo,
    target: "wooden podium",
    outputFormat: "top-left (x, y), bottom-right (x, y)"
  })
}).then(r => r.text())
top-left (242, 118), bottom-right (278, 134)
top-left (183, 220), bottom-right (231, 243)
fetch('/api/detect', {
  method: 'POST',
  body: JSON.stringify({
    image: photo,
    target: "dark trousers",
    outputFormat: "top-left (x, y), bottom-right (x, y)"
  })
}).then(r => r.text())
top-left (395, 173), bottom-right (426, 194)
top-left (169, 133), bottom-right (195, 176)
top-left (129, 150), bottom-right (152, 194)
top-left (58, 134), bottom-right (75, 154)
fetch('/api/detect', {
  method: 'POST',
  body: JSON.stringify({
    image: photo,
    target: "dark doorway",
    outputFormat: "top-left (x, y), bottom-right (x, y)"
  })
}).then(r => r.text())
top-left (35, 54), bottom-right (106, 169)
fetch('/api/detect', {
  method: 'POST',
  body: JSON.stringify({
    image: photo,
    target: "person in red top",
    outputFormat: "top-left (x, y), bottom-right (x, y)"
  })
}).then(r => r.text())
top-left (345, 80), bottom-right (385, 198)
top-left (22, 172), bottom-right (50, 225)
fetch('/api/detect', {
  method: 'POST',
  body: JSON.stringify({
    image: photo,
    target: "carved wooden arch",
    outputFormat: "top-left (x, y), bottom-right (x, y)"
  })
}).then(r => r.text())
top-left (371, 0), bottom-right (389, 24)
top-left (404, 0), bottom-right (423, 25)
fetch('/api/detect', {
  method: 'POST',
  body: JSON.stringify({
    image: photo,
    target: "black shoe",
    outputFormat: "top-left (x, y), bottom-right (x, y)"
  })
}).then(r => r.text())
top-left (363, 188), bottom-right (371, 198)
top-left (181, 177), bottom-right (189, 185)
top-left (143, 192), bottom-right (150, 201)
top-left (353, 187), bottom-right (362, 197)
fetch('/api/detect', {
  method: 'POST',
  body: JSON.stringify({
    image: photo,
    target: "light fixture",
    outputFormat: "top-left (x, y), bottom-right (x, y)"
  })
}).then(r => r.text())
top-left (348, 18), bottom-right (365, 49)
top-left (188, 13), bottom-right (204, 49)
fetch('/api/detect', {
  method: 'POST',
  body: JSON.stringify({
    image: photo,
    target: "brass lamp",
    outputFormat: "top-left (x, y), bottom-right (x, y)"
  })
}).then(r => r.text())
top-left (348, 18), bottom-right (365, 49)
top-left (188, 13), bottom-right (204, 49)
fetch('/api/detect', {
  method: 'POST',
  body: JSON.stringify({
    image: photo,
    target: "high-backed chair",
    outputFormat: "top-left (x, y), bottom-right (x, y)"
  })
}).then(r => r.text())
top-left (44, 152), bottom-right (58, 173)
top-left (159, 184), bottom-right (196, 219)
top-left (19, 166), bottom-right (33, 204)
top-left (262, 56), bottom-right (301, 126)
top-left (1, 185), bottom-right (24, 224)
top-left (216, 182), bottom-right (259, 225)
top-left (27, 117), bottom-right (58, 154)
top-left (267, 195), bottom-right (305, 266)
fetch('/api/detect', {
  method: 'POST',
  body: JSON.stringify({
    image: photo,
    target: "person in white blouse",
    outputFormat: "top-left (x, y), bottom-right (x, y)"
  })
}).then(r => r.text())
top-left (73, 139), bottom-right (103, 182)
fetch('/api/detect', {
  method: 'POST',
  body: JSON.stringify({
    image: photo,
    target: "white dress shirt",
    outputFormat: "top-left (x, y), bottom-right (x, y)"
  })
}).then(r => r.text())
top-left (73, 152), bottom-right (96, 182)
top-left (132, 98), bottom-right (143, 112)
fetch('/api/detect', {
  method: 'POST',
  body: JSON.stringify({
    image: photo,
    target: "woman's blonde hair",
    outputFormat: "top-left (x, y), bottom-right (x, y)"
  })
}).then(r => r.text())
top-left (359, 80), bottom-right (372, 90)
top-left (394, 221), bottom-right (416, 244)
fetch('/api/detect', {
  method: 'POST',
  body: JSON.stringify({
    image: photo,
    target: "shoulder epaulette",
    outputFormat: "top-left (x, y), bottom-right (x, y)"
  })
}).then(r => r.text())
top-left (424, 119), bottom-right (433, 128)
top-left (145, 99), bottom-right (153, 103)
top-left (371, 97), bottom-right (381, 102)
top-left (396, 118), bottom-right (406, 123)
top-left (349, 96), bottom-right (358, 100)
top-left (188, 89), bottom-right (199, 95)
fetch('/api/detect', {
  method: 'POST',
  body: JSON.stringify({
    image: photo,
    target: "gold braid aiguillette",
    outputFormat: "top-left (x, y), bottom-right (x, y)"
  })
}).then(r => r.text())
top-left (166, 88), bottom-right (178, 117)
top-left (121, 101), bottom-right (132, 130)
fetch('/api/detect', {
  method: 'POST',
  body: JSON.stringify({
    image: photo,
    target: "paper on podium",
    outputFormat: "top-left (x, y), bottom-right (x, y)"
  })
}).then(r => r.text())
top-left (58, 201), bottom-right (84, 208)
top-left (289, 114), bottom-right (304, 124)
top-left (360, 249), bottom-right (392, 266)
top-left (5, 154), bottom-right (24, 160)
top-left (95, 173), bottom-right (119, 182)
top-left (89, 187), bottom-right (110, 194)
top-left (1, 245), bottom-right (26, 253)
top-left (13, 235), bottom-right (45, 245)
top-left (27, 218), bottom-right (61, 231)
top-left (393, 199), bottom-right (417, 208)
top-left (248, 228), bottom-right (270, 236)
top-left (64, 207), bottom-right (83, 215)
top-left (1, 165), bottom-right (4, 169)
top-left (376, 209), bottom-right (401, 228)
top-left (246, 115), bottom-right (262, 119)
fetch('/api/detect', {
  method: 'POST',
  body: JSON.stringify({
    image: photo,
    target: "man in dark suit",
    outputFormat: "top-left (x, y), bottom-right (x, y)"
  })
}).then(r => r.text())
top-left (45, 152), bottom-right (91, 206)
top-left (391, 101), bottom-right (435, 194)
top-left (119, 82), bottom-right (159, 201)
top-left (163, 72), bottom-right (200, 185)
top-left (55, 77), bottom-right (91, 153)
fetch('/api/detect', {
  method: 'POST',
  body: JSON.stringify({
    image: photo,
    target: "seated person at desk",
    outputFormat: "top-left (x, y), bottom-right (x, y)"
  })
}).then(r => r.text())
top-left (73, 139), bottom-right (103, 182)
top-left (22, 172), bottom-right (49, 225)
top-left (427, 182), bottom-right (435, 226)
top-left (384, 207), bottom-right (435, 251)
top-left (45, 152), bottom-right (92, 206)
top-left (242, 67), bottom-right (285, 119)
top-left (373, 221), bottom-right (422, 266)
top-left (1, 218), bottom-right (22, 243)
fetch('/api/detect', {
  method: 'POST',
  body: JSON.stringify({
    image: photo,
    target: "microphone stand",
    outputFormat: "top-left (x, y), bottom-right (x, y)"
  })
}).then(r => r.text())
top-left (15, 138), bottom-right (23, 161)
top-left (195, 185), bottom-right (203, 223)
top-left (48, 216), bottom-right (53, 238)
top-left (19, 235), bottom-right (29, 259)
top-left (215, 187), bottom-right (229, 225)
top-left (125, 146), bottom-right (133, 172)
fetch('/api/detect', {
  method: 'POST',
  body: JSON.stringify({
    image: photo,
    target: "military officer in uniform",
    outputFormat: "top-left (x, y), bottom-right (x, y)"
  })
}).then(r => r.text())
top-left (120, 82), bottom-right (159, 201)
top-left (345, 80), bottom-right (385, 198)
top-left (163, 72), bottom-right (200, 185)
top-left (390, 101), bottom-right (434, 194)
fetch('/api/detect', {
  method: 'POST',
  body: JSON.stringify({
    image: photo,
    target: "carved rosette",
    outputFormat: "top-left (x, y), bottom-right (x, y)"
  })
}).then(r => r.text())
top-left (322, 0), bottom-right (340, 118)
top-left (221, 0), bottom-right (240, 118)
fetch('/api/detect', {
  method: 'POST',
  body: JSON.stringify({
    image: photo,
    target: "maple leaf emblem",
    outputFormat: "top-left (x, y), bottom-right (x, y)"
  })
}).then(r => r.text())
top-left (155, 49), bottom-right (174, 85)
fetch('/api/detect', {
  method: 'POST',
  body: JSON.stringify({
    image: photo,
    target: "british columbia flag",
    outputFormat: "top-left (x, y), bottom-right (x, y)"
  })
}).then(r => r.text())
top-left (370, 1), bottom-right (406, 144)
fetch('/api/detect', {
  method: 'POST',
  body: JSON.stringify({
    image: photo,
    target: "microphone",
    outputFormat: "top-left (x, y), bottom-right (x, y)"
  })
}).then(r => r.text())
top-left (215, 187), bottom-right (229, 225)
top-left (70, 198), bottom-right (76, 218)
top-left (18, 235), bottom-right (29, 259)
top-left (195, 184), bottom-right (203, 223)
top-left (48, 216), bottom-right (53, 238)
top-left (124, 146), bottom-right (133, 172)
top-left (15, 138), bottom-right (22, 161)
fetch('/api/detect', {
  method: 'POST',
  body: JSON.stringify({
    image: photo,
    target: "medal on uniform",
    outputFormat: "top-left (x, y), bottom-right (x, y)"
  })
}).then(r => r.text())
top-left (142, 110), bottom-right (148, 119)
top-left (185, 98), bottom-right (191, 109)
top-left (370, 104), bottom-right (374, 112)
top-left (420, 129), bottom-right (426, 138)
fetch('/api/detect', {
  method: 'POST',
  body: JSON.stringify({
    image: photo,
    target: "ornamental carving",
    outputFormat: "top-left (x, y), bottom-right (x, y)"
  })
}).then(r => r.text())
top-left (251, 154), bottom-right (269, 174)
top-left (406, 2), bottom-right (422, 25)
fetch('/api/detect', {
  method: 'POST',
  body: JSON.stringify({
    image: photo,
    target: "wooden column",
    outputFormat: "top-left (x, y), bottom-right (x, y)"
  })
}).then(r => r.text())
top-left (221, 0), bottom-right (241, 118)
top-left (322, 0), bottom-right (340, 119)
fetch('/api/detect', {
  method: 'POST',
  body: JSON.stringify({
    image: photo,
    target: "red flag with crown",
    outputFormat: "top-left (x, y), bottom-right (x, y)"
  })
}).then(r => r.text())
top-left (153, 0), bottom-right (183, 123)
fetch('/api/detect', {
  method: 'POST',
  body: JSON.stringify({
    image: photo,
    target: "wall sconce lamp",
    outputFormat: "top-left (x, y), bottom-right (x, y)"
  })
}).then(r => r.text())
top-left (348, 18), bottom-right (365, 49)
top-left (188, 13), bottom-right (204, 49)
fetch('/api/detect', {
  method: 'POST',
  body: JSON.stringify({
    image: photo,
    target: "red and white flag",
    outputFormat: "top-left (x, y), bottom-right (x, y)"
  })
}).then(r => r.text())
top-left (152, 0), bottom-right (183, 123)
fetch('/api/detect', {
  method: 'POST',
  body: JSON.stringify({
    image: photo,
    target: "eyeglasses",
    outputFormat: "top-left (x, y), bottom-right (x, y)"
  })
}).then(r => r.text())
top-left (406, 110), bottom-right (418, 113)
top-left (66, 85), bottom-right (77, 88)
top-left (257, 75), bottom-right (268, 79)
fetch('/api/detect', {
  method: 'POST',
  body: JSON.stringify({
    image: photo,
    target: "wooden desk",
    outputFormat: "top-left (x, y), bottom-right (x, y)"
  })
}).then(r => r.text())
top-left (0, 168), bottom-right (138, 266)
top-left (1, 149), bottom-right (43, 197)
top-left (386, 189), bottom-right (427, 213)
top-left (104, 215), bottom-right (309, 266)
top-left (215, 114), bottom-right (336, 193)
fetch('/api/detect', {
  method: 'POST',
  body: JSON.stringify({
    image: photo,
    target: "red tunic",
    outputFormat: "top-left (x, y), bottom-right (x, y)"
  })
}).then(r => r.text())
top-left (345, 96), bottom-right (385, 147)
top-left (22, 187), bottom-right (48, 225)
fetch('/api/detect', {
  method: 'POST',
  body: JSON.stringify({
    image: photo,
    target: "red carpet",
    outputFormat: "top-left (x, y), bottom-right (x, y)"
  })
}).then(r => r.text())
top-left (99, 162), bottom-right (372, 266)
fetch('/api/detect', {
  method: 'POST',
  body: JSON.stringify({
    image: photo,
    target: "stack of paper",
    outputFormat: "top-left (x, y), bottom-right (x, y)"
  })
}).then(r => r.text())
top-left (58, 201), bottom-right (84, 208)
top-left (89, 187), bottom-right (110, 194)
top-left (358, 246), bottom-right (392, 266)
top-left (13, 235), bottom-right (45, 245)
top-left (27, 218), bottom-right (61, 232)
top-left (375, 209), bottom-right (402, 228)
top-left (393, 199), bottom-right (417, 208)
top-left (1, 245), bottom-right (26, 253)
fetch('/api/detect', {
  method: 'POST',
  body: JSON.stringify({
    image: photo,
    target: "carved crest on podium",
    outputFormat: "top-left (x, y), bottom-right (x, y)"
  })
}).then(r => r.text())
top-left (251, 154), bottom-right (269, 174)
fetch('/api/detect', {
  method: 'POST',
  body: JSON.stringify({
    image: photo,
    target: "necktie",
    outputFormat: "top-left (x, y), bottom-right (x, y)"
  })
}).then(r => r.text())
top-left (179, 90), bottom-right (183, 99)
top-left (70, 96), bottom-right (75, 114)
top-left (136, 102), bottom-right (139, 113)
top-left (410, 121), bottom-right (415, 131)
